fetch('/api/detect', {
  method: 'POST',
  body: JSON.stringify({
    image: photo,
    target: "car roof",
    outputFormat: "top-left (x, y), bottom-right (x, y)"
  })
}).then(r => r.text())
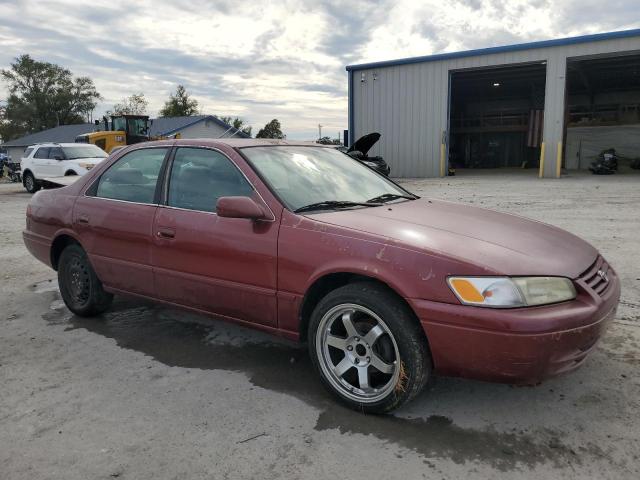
top-left (27, 142), bottom-right (91, 148)
top-left (127, 138), bottom-right (332, 149)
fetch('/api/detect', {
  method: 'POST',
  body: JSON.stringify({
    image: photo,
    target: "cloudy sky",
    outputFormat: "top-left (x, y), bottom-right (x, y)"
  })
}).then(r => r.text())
top-left (0, 0), bottom-right (638, 139)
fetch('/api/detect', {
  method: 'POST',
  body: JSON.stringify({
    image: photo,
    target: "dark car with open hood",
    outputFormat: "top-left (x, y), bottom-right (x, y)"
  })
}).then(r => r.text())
top-left (338, 132), bottom-right (390, 175)
top-left (23, 138), bottom-right (620, 413)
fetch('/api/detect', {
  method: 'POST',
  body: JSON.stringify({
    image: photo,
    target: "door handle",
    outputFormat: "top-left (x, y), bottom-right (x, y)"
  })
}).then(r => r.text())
top-left (78, 214), bottom-right (90, 224)
top-left (157, 227), bottom-right (175, 239)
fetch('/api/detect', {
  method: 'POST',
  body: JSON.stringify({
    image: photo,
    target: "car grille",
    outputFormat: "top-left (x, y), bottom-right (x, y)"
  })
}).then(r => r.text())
top-left (579, 255), bottom-right (611, 296)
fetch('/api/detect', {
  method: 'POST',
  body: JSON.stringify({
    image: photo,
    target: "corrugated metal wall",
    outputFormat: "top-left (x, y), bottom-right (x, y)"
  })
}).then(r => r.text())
top-left (351, 36), bottom-right (640, 178)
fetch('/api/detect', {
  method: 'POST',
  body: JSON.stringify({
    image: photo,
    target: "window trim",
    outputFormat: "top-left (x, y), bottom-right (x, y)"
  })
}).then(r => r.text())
top-left (159, 145), bottom-right (275, 221)
top-left (84, 145), bottom-right (172, 205)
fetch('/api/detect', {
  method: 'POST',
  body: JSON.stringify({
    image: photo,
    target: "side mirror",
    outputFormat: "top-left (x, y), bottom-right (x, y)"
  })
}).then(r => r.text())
top-left (216, 196), bottom-right (268, 220)
top-left (54, 155), bottom-right (64, 161)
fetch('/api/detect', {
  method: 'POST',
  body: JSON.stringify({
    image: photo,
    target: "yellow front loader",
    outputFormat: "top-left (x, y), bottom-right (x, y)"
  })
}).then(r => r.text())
top-left (75, 115), bottom-right (179, 153)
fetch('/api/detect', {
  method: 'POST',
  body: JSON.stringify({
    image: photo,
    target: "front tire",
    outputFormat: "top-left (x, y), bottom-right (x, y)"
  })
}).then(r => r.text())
top-left (308, 282), bottom-right (432, 413)
top-left (58, 244), bottom-right (113, 316)
top-left (24, 172), bottom-right (40, 193)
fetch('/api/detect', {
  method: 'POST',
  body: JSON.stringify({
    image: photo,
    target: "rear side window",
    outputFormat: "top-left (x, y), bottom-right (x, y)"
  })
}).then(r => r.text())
top-left (34, 147), bottom-right (50, 159)
top-left (167, 148), bottom-right (253, 213)
top-left (23, 147), bottom-right (34, 158)
top-left (95, 148), bottom-right (168, 204)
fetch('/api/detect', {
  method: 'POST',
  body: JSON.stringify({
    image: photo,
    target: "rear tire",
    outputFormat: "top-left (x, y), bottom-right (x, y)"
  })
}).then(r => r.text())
top-left (24, 172), bottom-right (40, 193)
top-left (58, 244), bottom-right (113, 316)
top-left (308, 282), bottom-right (431, 413)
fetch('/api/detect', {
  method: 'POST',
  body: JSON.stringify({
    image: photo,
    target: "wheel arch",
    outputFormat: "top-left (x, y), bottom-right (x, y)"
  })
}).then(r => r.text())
top-left (298, 271), bottom-right (428, 347)
top-left (64, 170), bottom-right (78, 176)
top-left (50, 233), bottom-right (82, 271)
top-left (22, 168), bottom-right (34, 185)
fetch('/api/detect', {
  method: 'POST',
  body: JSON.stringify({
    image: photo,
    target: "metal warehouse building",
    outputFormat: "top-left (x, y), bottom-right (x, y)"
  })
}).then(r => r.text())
top-left (346, 29), bottom-right (640, 178)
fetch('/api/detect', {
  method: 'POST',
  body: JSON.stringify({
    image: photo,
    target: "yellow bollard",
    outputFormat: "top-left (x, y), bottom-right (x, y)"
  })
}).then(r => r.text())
top-left (538, 142), bottom-right (546, 178)
top-left (556, 142), bottom-right (563, 178)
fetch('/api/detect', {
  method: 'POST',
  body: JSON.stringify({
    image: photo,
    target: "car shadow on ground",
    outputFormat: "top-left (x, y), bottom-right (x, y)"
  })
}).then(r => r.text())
top-left (40, 291), bottom-right (610, 472)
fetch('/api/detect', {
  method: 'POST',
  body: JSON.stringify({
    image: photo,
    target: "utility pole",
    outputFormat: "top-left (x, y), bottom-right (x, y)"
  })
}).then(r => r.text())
top-left (318, 124), bottom-right (322, 140)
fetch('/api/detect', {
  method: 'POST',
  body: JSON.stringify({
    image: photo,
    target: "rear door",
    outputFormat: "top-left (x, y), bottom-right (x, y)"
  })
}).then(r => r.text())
top-left (151, 146), bottom-right (279, 326)
top-left (31, 147), bottom-right (51, 177)
top-left (74, 146), bottom-right (169, 297)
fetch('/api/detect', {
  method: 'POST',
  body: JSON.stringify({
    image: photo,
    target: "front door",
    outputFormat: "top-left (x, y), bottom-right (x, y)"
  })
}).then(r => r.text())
top-left (47, 146), bottom-right (65, 176)
top-left (74, 147), bottom-right (169, 297)
top-left (151, 147), bottom-right (279, 327)
top-left (32, 146), bottom-right (53, 177)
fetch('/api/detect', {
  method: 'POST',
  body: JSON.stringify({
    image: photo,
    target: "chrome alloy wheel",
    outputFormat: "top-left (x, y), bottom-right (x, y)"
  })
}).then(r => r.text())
top-left (316, 303), bottom-right (401, 403)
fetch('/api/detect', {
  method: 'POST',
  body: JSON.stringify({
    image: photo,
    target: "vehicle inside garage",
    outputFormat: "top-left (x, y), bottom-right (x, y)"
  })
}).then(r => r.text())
top-left (448, 63), bottom-right (547, 173)
top-left (565, 53), bottom-right (640, 173)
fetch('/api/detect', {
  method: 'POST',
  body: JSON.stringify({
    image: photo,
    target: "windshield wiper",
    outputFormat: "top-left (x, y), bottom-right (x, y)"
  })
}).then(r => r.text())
top-left (294, 200), bottom-right (382, 214)
top-left (366, 193), bottom-right (417, 204)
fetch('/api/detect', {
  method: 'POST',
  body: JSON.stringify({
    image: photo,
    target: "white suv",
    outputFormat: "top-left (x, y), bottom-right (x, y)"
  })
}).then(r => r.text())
top-left (21, 143), bottom-right (108, 193)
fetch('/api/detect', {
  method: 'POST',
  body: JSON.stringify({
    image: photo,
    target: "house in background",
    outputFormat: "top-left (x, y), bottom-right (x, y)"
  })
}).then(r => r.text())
top-left (1, 115), bottom-right (248, 161)
top-left (150, 115), bottom-right (250, 139)
top-left (1, 124), bottom-right (94, 163)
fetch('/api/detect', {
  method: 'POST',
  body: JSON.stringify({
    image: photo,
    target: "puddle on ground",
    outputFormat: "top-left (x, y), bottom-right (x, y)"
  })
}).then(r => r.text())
top-left (40, 294), bottom-right (606, 471)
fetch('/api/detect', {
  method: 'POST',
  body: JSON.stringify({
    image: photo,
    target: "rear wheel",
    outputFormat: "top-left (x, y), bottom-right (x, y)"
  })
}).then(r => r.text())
top-left (308, 282), bottom-right (431, 413)
top-left (58, 244), bottom-right (113, 316)
top-left (24, 172), bottom-right (40, 193)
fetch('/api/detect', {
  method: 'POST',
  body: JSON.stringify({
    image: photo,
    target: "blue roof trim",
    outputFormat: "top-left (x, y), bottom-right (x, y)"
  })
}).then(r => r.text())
top-left (346, 28), bottom-right (640, 72)
top-left (160, 115), bottom-right (250, 138)
top-left (348, 70), bottom-right (354, 147)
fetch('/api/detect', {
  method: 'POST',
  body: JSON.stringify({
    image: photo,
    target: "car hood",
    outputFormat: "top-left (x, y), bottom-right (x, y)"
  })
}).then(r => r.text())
top-left (347, 132), bottom-right (381, 155)
top-left (310, 198), bottom-right (597, 278)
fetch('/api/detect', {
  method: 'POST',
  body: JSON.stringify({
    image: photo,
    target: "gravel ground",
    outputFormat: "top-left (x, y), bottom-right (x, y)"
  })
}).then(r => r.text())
top-left (1, 170), bottom-right (639, 479)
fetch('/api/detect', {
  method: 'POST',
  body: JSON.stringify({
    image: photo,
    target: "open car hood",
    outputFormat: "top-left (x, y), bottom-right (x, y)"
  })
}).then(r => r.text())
top-left (347, 132), bottom-right (381, 155)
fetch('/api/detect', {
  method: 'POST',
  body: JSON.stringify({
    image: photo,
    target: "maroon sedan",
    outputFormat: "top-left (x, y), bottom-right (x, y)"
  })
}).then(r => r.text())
top-left (23, 139), bottom-right (620, 413)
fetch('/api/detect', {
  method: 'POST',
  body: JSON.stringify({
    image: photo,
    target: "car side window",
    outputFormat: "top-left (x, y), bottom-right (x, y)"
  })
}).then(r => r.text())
top-left (95, 148), bottom-right (168, 204)
top-left (24, 147), bottom-right (34, 158)
top-left (167, 148), bottom-right (253, 213)
top-left (49, 147), bottom-right (64, 160)
top-left (34, 147), bottom-right (50, 159)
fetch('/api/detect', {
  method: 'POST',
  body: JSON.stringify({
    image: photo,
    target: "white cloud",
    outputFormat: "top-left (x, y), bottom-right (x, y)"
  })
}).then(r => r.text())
top-left (0, 0), bottom-right (638, 139)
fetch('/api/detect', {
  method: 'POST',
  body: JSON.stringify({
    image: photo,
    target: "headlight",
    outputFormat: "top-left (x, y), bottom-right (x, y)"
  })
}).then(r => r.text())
top-left (448, 276), bottom-right (576, 308)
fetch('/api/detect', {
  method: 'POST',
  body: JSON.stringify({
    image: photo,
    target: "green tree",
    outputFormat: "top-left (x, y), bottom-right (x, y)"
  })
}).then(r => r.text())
top-left (0, 54), bottom-right (101, 140)
top-left (159, 85), bottom-right (199, 117)
top-left (107, 93), bottom-right (148, 116)
top-left (219, 115), bottom-right (252, 137)
top-left (0, 103), bottom-right (26, 142)
top-left (255, 119), bottom-right (284, 139)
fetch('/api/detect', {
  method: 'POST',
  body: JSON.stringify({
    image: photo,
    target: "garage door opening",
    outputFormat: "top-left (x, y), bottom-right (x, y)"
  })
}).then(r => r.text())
top-left (448, 63), bottom-right (547, 175)
top-left (565, 53), bottom-right (640, 174)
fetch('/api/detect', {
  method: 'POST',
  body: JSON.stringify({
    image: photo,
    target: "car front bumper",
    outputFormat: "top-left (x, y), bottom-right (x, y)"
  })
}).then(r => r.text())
top-left (408, 270), bottom-right (621, 384)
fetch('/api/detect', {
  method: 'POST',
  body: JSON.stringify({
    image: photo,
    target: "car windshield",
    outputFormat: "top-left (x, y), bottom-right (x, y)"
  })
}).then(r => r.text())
top-left (62, 145), bottom-right (108, 159)
top-left (242, 146), bottom-right (413, 212)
